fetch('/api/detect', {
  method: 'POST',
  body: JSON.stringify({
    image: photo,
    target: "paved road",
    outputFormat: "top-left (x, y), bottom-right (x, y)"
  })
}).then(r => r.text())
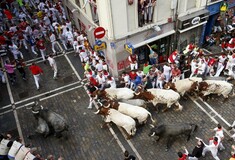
top-left (1, 43), bottom-right (235, 159)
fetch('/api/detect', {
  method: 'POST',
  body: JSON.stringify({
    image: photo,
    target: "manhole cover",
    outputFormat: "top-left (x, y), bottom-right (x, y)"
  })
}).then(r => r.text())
top-left (63, 76), bottom-right (73, 83)
top-left (18, 91), bottom-right (29, 99)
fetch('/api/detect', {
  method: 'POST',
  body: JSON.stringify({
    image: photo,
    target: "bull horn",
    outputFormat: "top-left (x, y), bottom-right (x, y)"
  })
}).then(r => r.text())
top-left (135, 92), bottom-right (140, 95)
top-left (167, 86), bottom-right (170, 89)
top-left (150, 132), bottom-right (156, 137)
top-left (97, 101), bottom-right (103, 106)
top-left (104, 103), bottom-right (110, 108)
top-left (138, 86), bottom-right (142, 89)
top-left (94, 110), bottom-right (100, 114)
top-left (149, 124), bottom-right (155, 128)
top-left (32, 110), bottom-right (39, 114)
top-left (34, 101), bottom-right (39, 105)
top-left (26, 106), bottom-right (32, 110)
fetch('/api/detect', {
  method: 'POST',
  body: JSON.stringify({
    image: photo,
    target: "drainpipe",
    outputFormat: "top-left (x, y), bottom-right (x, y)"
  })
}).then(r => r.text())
top-left (174, 0), bottom-right (179, 51)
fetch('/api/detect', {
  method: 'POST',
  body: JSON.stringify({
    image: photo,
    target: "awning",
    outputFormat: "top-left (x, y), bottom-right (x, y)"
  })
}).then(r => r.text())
top-left (178, 21), bottom-right (207, 33)
top-left (178, 9), bottom-right (209, 22)
top-left (132, 30), bottom-right (175, 48)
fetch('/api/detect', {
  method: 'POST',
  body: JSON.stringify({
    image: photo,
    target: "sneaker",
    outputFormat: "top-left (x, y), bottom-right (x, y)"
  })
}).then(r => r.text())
top-left (53, 77), bottom-right (58, 80)
top-left (23, 78), bottom-right (27, 81)
top-left (87, 106), bottom-right (92, 109)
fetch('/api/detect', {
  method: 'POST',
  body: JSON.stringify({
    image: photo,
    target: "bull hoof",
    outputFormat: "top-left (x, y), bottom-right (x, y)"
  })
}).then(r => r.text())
top-left (27, 135), bottom-right (32, 139)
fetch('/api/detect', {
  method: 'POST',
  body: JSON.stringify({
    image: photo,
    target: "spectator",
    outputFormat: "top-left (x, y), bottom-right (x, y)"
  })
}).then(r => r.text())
top-left (177, 147), bottom-right (188, 160)
top-left (5, 60), bottom-right (16, 85)
top-left (15, 59), bottom-right (26, 80)
top-left (128, 54), bottom-right (138, 70)
top-left (147, 44), bottom-right (158, 65)
top-left (186, 138), bottom-right (204, 160)
top-left (171, 65), bottom-right (181, 82)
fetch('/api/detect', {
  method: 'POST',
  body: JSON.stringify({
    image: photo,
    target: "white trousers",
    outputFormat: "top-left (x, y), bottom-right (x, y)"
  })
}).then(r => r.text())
top-left (31, 46), bottom-right (38, 55)
top-left (39, 49), bottom-right (46, 60)
top-left (130, 63), bottom-right (138, 70)
top-left (188, 157), bottom-right (198, 160)
top-left (52, 65), bottom-right (58, 78)
top-left (214, 63), bottom-right (224, 77)
top-left (156, 80), bottom-right (163, 89)
top-left (202, 147), bottom-right (220, 160)
top-left (33, 74), bottom-right (40, 89)
top-left (51, 41), bottom-right (57, 53)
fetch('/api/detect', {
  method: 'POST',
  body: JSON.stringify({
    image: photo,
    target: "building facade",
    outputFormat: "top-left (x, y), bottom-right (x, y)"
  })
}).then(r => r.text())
top-left (63, 0), bottom-right (215, 77)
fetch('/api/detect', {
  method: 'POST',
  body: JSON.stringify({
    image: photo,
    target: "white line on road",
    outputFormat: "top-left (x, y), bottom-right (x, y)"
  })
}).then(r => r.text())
top-left (14, 81), bottom-right (81, 105)
top-left (189, 96), bottom-right (232, 137)
top-left (199, 97), bottom-right (232, 127)
top-left (0, 104), bottom-right (12, 110)
top-left (63, 53), bottom-right (144, 158)
top-left (15, 84), bottom-right (83, 110)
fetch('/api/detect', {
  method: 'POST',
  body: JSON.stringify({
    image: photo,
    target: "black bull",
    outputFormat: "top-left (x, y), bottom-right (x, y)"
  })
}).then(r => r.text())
top-left (149, 123), bottom-right (197, 151)
top-left (28, 103), bottom-right (69, 138)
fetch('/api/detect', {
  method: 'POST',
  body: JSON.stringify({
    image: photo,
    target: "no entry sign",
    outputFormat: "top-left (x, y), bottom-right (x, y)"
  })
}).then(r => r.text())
top-left (94, 27), bottom-right (106, 39)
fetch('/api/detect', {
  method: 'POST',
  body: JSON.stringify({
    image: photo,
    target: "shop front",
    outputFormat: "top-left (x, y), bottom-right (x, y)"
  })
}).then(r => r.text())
top-left (133, 35), bottom-right (173, 64)
top-left (177, 9), bottom-right (209, 50)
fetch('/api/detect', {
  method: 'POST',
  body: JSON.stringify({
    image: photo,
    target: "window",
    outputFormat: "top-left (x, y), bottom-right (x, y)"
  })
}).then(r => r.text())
top-left (89, 0), bottom-right (99, 24)
top-left (187, 0), bottom-right (196, 10)
top-left (138, 0), bottom-right (157, 27)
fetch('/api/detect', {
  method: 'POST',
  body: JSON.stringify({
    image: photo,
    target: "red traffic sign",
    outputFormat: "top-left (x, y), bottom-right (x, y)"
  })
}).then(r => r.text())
top-left (94, 27), bottom-right (106, 39)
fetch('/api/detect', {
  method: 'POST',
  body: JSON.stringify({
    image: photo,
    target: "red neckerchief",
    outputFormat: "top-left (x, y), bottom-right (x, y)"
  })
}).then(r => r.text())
top-left (213, 141), bottom-right (218, 146)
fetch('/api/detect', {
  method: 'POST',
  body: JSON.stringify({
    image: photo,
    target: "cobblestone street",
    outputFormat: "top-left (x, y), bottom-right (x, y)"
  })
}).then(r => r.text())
top-left (1, 45), bottom-right (235, 159)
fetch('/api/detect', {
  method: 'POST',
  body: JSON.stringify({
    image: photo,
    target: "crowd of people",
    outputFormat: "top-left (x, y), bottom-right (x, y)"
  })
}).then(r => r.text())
top-left (0, 133), bottom-right (64, 160)
top-left (0, 0), bottom-right (235, 159)
top-left (177, 123), bottom-right (235, 160)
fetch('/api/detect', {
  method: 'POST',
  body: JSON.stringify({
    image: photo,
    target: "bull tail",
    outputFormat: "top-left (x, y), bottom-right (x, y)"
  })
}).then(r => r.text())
top-left (231, 87), bottom-right (235, 97)
top-left (148, 112), bottom-right (156, 124)
top-left (131, 127), bottom-right (136, 136)
top-left (175, 102), bottom-right (183, 111)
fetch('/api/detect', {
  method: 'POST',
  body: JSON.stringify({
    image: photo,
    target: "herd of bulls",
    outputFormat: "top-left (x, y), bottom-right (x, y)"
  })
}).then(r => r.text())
top-left (92, 77), bottom-right (235, 150)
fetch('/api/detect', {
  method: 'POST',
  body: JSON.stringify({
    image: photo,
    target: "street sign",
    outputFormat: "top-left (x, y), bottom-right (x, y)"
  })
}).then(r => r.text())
top-left (94, 27), bottom-right (106, 39)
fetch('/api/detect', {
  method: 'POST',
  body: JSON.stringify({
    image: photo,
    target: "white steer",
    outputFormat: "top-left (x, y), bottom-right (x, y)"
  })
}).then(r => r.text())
top-left (97, 88), bottom-right (134, 100)
top-left (146, 89), bottom-right (183, 111)
top-left (119, 99), bottom-right (147, 108)
top-left (102, 100), bottom-right (155, 124)
top-left (164, 77), bottom-right (202, 96)
top-left (198, 80), bottom-right (234, 99)
top-left (95, 107), bottom-right (136, 138)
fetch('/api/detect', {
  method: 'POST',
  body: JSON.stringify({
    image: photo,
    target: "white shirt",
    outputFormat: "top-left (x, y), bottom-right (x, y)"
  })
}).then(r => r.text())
top-left (218, 55), bottom-right (227, 64)
top-left (95, 63), bottom-right (103, 72)
top-left (191, 61), bottom-right (198, 73)
top-left (107, 77), bottom-right (116, 88)
top-left (65, 31), bottom-right (73, 41)
top-left (163, 65), bottom-right (171, 75)
top-left (47, 57), bottom-right (56, 67)
top-left (213, 127), bottom-right (224, 139)
top-left (96, 75), bottom-right (105, 84)
top-left (66, 22), bottom-right (72, 32)
top-left (49, 34), bottom-right (56, 42)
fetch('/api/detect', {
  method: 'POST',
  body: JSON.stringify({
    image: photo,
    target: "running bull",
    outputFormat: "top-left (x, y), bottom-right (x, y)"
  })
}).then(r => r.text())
top-left (27, 101), bottom-right (69, 138)
top-left (149, 123), bottom-right (198, 151)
